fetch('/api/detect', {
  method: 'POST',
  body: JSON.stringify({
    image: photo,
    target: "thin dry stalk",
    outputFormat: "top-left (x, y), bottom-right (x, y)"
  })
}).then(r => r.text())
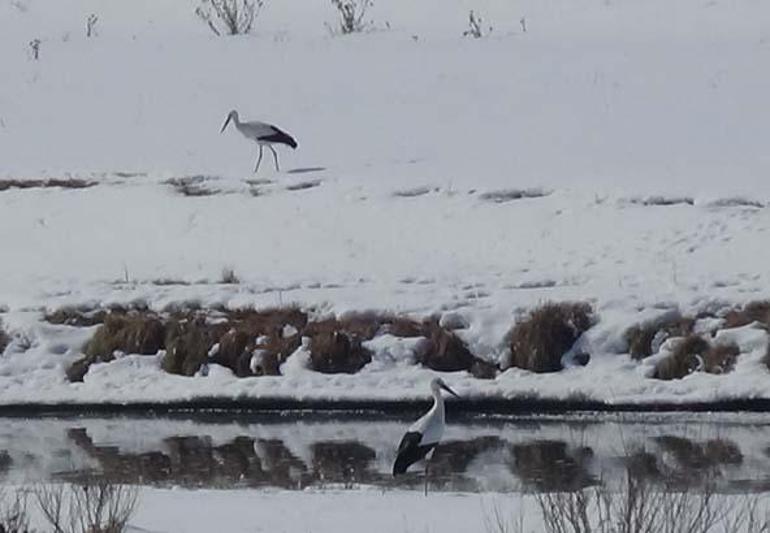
top-left (530, 473), bottom-right (765, 533)
top-left (330, 0), bottom-right (373, 34)
top-left (0, 487), bottom-right (32, 533)
top-left (463, 10), bottom-right (491, 38)
top-left (35, 480), bottom-right (139, 533)
top-left (196, 0), bottom-right (263, 36)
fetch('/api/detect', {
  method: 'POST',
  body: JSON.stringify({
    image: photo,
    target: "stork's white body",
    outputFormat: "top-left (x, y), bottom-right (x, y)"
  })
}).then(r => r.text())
top-left (220, 110), bottom-right (298, 173)
top-left (233, 119), bottom-right (282, 144)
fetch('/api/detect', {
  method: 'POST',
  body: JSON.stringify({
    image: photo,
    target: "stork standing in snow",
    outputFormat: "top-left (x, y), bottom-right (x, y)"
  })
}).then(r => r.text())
top-left (393, 377), bottom-right (460, 495)
top-left (220, 110), bottom-right (298, 173)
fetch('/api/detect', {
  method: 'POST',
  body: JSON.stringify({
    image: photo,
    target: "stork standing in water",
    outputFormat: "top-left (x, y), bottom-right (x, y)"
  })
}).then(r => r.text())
top-left (220, 110), bottom-right (298, 173)
top-left (393, 377), bottom-right (460, 495)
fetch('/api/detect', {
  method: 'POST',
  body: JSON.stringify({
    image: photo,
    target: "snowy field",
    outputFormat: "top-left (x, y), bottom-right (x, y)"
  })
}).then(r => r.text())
top-left (11, 487), bottom-right (770, 533)
top-left (1, 0), bottom-right (770, 406)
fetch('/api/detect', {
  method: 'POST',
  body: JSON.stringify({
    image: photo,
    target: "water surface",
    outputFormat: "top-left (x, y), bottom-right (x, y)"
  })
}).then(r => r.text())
top-left (1, 412), bottom-right (768, 493)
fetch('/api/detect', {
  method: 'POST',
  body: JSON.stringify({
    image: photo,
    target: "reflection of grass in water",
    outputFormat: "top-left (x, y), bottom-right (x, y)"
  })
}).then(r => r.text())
top-left (7, 416), bottom-right (770, 496)
top-left (487, 464), bottom-right (770, 533)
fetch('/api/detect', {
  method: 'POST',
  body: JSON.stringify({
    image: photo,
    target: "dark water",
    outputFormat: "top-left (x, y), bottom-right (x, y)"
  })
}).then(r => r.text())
top-left (1, 412), bottom-right (769, 493)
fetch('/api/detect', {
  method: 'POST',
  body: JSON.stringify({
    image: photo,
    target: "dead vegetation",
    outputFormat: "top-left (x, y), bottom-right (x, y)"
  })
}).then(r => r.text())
top-left (628, 195), bottom-right (695, 206)
top-left (0, 321), bottom-right (9, 355)
top-left (165, 176), bottom-right (220, 196)
top-left (195, 0), bottom-right (263, 36)
top-left (306, 329), bottom-right (372, 374)
top-left (0, 178), bottom-right (96, 192)
top-left (765, 343), bottom-right (770, 372)
top-left (462, 10), bottom-right (492, 39)
top-left (392, 186), bottom-right (434, 198)
top-left (723, 300), bottom-right (770, 329)
top-left (653, 335), bottom-right (740, 380)
top-left (48, 299), bottom-right (770, 382)
top-left (220, 267), bottom-right (240, 284)
top-left (329, 0), bottom-right (374, 35)
top-left (624, 311), bottom-right (695, 360)
top-left (285, 180), bottom-right (322, 192)
top-left (45, 307), bottom-right (110, 327)
top-left (0, 487), bottom-right (32, 533)
top-left (488, 448), bottom-right (769, 533)
top-left (35, 478), bottom-right (138, 533)
top-left (507, 302), bottom-right (595, 373)
top-left (478, 188), bottom-right (549, 204)
top-left (56, 306), bottom-right (497, 381)
top-left (67, 312), bottom-right (166, 382)
top-left (303, 312), bottom-right (494, 376)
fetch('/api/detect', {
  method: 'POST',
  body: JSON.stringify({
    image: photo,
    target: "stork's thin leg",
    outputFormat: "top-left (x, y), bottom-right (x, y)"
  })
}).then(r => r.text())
top-left (268, 145), bottom-right (280, 172)
top-left (255, 145), bottom-right (264, 173)
top-left (424, 461), bottom-right (429, 496)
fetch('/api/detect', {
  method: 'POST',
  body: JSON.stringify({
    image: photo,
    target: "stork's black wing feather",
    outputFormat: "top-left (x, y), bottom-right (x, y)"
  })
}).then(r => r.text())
top-left (261, 126), bottom-right (298, 149)
top-left (397, 431), bottom-right (422, 455)
top-left (393, 431), bottom-right (435, 476)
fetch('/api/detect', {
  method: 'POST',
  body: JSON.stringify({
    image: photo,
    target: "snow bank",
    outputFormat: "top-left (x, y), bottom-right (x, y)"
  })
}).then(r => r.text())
top-left (2, 0), bottom-right (770, 407)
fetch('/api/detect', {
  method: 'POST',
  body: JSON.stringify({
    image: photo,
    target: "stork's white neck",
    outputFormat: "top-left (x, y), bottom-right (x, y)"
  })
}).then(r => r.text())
top-left (430, 388), bottom-right (446, 423)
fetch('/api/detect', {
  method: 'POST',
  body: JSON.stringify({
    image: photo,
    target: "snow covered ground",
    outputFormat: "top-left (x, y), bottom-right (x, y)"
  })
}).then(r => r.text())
top-left (11, 486), bottom-right (768, 533)
top-left (11, 486), bottom-right (541, 533)
top-left (1, 0), bottom-right (770, 406)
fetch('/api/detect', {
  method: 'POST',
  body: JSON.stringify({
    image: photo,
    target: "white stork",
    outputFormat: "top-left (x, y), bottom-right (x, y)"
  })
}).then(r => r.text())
top-left (220, 110), bottom-right (298, 173)
top-left (393, 377), bottom-right (459, 494)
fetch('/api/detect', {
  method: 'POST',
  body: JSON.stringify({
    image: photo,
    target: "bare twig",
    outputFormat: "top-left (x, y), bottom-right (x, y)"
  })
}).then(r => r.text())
top-left (86, 14), bottom-right (98, 38)
top-left (29, 39), bottom-right (41, 60)
top-left (463, 10), bottom-right (492, 39)
top-left (35, 479), bottom-right (139, 533)
top-left (329, 0), bottom-right (373, 34)
top-left (196, 0), bottom-right (263, 36)
top-left (0, 486), bottom-right (33, 533)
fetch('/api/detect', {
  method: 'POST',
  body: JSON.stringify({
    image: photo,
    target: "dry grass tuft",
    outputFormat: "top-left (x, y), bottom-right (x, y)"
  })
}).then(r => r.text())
top-left (764, 343), bottom-right (770, 371)
top-left (85, 313), bottom-right (166, 359)
top-left (723, 300), bottom-right (770, 329)
top-left (653, 335), bottom-right (740, 380)
top-left (303, 314), bottom-right (381, 373)
top-left (479, 188), bottom-right (549, 204)
top-left (0, 321), bottom-right (9, 355)
top-left (151, 278), bottom-right (191, 286)
top-left (416, 319), bottom-right (497, 378)
top-left (208, 307), bottom-right (307, 376)
top-left (0, 486), bottom-right (32, 533)
top-left (165, 176), bottom-right (220, 196)
top-left (624, 312), bottom-right (694, 360)
top-left (702, 342), bottom-right (740, 374)
top-left (220, 266), bottom-right (240, 284)
top-left (508, 302), bottom-right (595, 373)
top-left (629, 195), bottom-right (694, 206)
top-left (67, 306), bottom-right (499, 379)
top-left (68, 311), bottom-right (166, 382)
top-left (162, 317), bottom-right (220, 376)
top-left (35, 478), bottom-right (138, 533)
top-left (308, 312), bottom-right (497, 377)
top-left (307, 329), bottom-right (372, 374)
top-left (45, 307), bottom-right (108, 327)
top-left (0, 178), bottom-right (96, 192)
